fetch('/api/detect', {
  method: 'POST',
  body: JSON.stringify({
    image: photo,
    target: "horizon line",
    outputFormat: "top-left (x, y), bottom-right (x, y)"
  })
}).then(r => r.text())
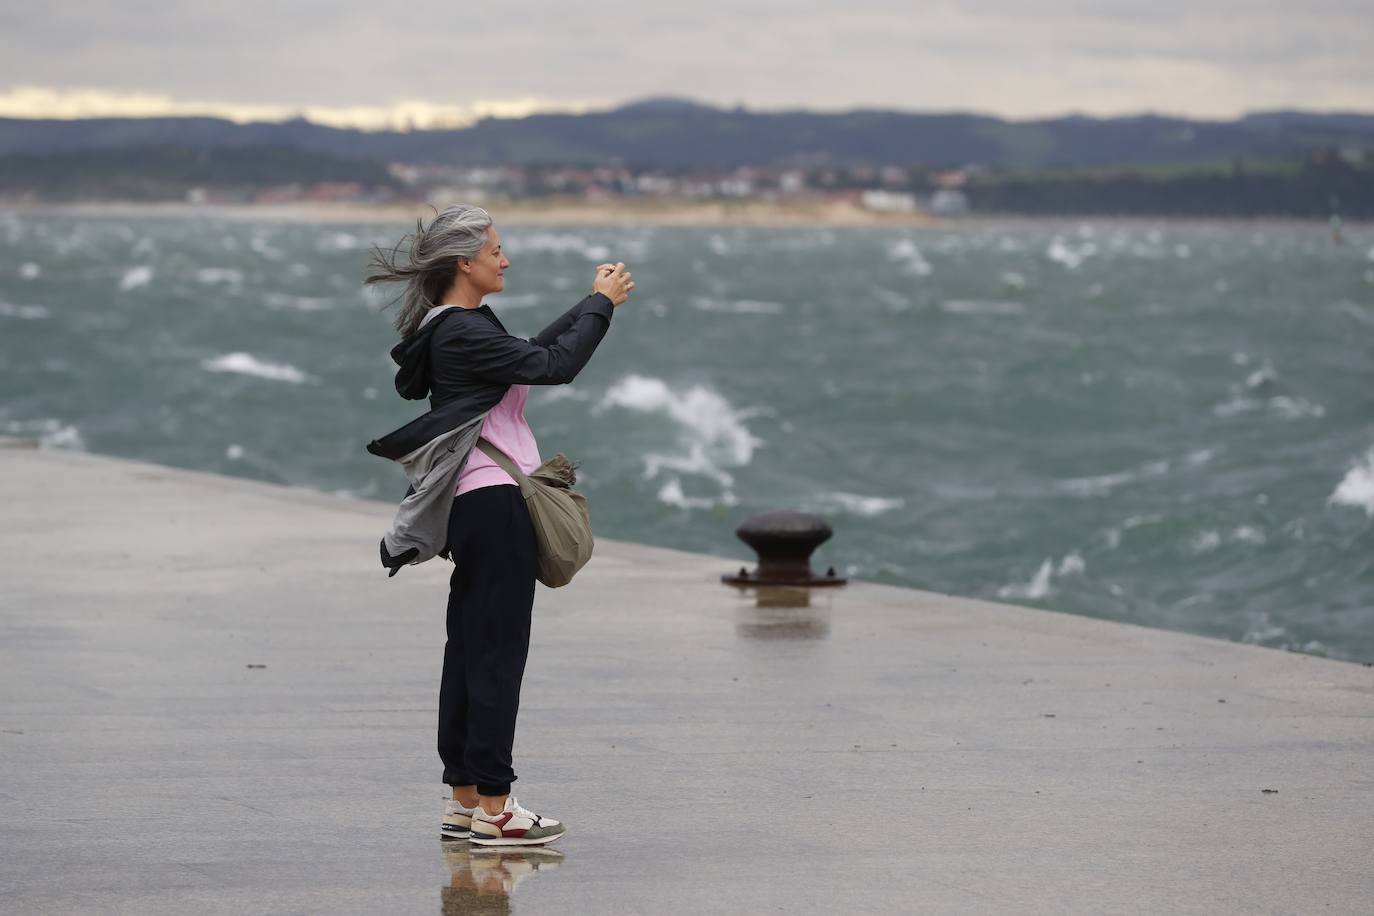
top-left (3, 86), bottom-right (1372, 132)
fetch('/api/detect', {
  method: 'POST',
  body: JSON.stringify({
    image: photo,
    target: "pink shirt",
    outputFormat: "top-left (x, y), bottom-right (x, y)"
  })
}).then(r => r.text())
top-left (456, 382), bottom-right (543, 496)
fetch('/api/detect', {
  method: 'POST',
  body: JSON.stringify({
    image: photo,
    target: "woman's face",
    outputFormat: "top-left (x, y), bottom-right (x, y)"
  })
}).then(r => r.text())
top-left (464, 228), bottom-right (510, 296)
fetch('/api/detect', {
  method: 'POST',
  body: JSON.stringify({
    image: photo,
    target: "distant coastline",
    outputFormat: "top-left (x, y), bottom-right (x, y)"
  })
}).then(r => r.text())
top-left (5, 199), bottom-right (1365, 228)
top-left (4, 198), bottom-right (945, 228)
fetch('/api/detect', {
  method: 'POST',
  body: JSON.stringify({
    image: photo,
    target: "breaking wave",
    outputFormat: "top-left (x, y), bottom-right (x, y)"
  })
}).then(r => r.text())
top-left (201, 352), bottom-right (312, 384)
top-left (1329, 446), bottom-right (1374, 517)
top-left (595, 374), bottom-right (763, 501)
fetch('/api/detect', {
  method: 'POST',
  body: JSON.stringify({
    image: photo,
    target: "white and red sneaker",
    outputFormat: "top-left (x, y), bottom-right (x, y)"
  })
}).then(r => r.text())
top-left (468, 796), bottom-right (565, 847)
top-left (442, 798), bottom-right (477, 839)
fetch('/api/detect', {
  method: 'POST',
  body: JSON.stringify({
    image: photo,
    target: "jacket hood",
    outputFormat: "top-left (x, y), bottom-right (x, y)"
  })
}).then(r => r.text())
top-left (389, 306), bottom-right (462, 400)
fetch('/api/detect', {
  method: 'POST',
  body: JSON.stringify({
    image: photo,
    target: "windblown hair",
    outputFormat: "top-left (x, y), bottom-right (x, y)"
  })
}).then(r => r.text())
top-left (365, 204), bottom-right (493, 337)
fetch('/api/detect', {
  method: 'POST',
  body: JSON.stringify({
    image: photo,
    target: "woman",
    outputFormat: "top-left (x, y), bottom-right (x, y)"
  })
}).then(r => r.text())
top-left (365, 205), bottom-right (634, 847)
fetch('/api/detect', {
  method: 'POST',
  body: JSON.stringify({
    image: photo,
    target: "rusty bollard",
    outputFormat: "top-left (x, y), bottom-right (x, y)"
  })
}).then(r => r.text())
top-left (722, 509), bottom-right (847, 587)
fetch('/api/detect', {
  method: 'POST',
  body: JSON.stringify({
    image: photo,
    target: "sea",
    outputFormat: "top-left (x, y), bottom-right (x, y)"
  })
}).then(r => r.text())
top-left (2, 210), bottom-right (1372, 663)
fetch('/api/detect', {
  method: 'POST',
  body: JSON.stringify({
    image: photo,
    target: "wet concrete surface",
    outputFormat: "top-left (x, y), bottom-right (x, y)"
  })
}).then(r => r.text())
top-left (2, 440), bottom-right (1372, 914)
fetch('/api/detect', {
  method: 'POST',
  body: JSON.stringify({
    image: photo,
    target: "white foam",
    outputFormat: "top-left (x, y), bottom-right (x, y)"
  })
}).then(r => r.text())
top-left (596, 374), bottom-right (762, 491)
top-left (262, 291), bottom-right (336, 312)
top-left (997, 559), bottom-right (1055, 600)
top-left (689, 296), bottom-right (785, 315)
top-left (226, 444), bottom-right (245, 460)
top-left (316, 231), bottom-right (360, 252)
top-left (1241, 612), bottom-right (1287, 645)
top-left (940, 299), bottom-right (1024, 316)
top-left (1216, 362), bottom-right (1325, 419)
top-left (814, 492), bottom-right (906, 517)
top-left (931, 235), bottom-right (966, 254)
top-left (18, 262), bottom-right (40, 279)
top-left (0, 301), bottom-right (50, 320)
top-left (999, 549), bottom-right (1088, 599)
top-left (1055, 459), bottom-right (1171, 497)
top-left (1213, 396), bottom-right (1325, 420)
top-left (249, 235), bottom-right (284, 261)
top-left (1244, 361), bottom-right (1279, 391)
top-left (1056, 552), bottom-right (1086, 576)
top-left (656, 477), bottom-right (718, 510)
top-left (886, 238), bottom-right (932, 276)
top-left (119, 265), bottom-right (153, 291)
top-left (1212, 397), bottom-right (1255, 418)
top-left (1232, 526), bottom-right (1267, 545)
top-left (201, 352), bottom-right (312, 384)
top-left (4, 418), bottom-right (83, 450)
top-left (1000, 271), bottom-right (1027, 289)
top-left (1329, 446), bottom-right (1374, 517)
top-left (1101, 512), bottom-right (1165, 550)
top-left (507, 233), bottom-right (609, 261)
top-left (536, 385), bottom-right (592, 404)
top-left (1268, 396), bottom-right (1326, 420)
top-left (1190, 530), bottom-right (1222, 553)
top-left (1172, 593), bottom-right (1213, 611)
top-left (1046, 237), bottom-right (1096, 270)
top-left (869, 287), bottom-right (910, 310)
top-left (196, 268), bottom-right (244, 286)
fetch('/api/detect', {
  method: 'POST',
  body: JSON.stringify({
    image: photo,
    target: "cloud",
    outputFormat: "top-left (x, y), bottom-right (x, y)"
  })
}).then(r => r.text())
top-left (1, 0), bottom-right (1370, 120)
top-left (0, 85), bottom-right (583, 130)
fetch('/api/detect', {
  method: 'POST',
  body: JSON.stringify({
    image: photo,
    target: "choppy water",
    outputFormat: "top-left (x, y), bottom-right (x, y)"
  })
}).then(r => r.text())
top-left (3, 210), bottom-right (1373, 663)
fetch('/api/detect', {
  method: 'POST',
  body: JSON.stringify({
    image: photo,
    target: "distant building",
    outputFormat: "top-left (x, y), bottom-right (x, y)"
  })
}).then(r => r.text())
top-left (930, 169), bottom-right (967, 189)
top-left (860, 189), bottom-right (919, 213)
top-left (929, 189), bottom-right (969, 216)
top-left (880, 166), bottom-right (911, 188)
top-left (778, 170), bottom-right (807, 194)
top-left (717, 176), bottom-right (754, 198)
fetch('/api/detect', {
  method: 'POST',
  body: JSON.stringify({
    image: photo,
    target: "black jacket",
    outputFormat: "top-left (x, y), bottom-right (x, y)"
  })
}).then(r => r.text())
top-left (367, 293), bottom-right (616, 461)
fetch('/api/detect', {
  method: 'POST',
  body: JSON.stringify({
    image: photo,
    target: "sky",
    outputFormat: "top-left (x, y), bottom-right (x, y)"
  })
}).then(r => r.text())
top-left (1, 0), bottom-right (1370, 128)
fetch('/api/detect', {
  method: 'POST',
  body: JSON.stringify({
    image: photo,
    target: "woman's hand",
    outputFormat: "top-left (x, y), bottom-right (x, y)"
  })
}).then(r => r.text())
top-left (593, 262), bottom-right (635, 307)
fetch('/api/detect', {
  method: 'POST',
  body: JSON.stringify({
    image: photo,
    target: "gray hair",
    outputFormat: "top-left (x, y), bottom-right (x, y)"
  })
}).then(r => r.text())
top-left (365, 204), bottom-right (493, 337)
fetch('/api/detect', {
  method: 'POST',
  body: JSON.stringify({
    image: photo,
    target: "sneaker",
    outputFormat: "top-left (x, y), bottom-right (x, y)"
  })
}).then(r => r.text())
top-left (468, 796), bottom-right (565, 847)
top-left (441, 797), bottom-right (478, 839)
top-left (441, 843), bottom-right (564, 906)
top-left (468, 847), bottom-right (565, 893)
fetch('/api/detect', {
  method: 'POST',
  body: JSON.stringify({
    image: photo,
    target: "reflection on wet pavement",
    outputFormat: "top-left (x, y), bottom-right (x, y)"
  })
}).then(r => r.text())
top-left (734, 586), bottom-right (831, 640)
top-left (440, 841), bottom-right (565, 914)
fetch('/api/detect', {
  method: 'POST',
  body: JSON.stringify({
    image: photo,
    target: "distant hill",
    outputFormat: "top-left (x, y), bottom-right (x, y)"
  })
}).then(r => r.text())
top-left (0, 144), bottom-right (399, 202)
top-left (2, 101), bottom-right (1372, 170)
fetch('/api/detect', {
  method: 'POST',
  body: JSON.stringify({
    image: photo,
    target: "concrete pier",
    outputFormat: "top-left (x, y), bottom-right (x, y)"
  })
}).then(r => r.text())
top-left (2, 439), bottom-right (1371, 915)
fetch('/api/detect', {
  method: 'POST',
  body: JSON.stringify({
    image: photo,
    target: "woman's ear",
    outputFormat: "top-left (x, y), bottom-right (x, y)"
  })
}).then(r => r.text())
top-left (457, 257), bottom-right (470, 275)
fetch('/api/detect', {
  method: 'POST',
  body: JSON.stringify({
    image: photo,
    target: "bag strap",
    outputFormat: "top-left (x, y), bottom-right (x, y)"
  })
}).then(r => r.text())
top-left (475, 437), bottom-right (533, 496)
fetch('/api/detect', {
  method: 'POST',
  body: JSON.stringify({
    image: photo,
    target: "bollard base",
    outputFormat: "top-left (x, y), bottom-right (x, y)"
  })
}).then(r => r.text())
top-left (722, 567), bottom-right (847, 587)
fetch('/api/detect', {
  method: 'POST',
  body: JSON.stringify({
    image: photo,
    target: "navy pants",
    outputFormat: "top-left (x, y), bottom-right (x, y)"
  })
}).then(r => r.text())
top-left (437, 484), bottom-right (538, 796)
